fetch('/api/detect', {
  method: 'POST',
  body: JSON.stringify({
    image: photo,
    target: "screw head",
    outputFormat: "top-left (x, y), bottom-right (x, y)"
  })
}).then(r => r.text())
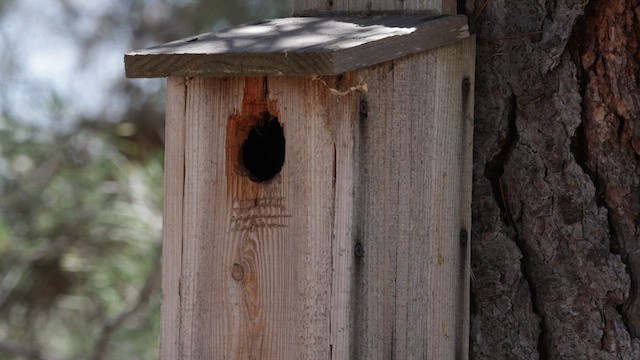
top-left (462, 77), bottom-right (471, 93)
top-left (354, 242), bottom-right (364, 257)
top-left (459, 228), bottom-right (468, 245)
top-left (359, 99), bottom-right (368, 120)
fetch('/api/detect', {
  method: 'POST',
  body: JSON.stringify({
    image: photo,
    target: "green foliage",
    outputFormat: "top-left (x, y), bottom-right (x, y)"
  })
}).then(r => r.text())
top-left (0, 117), bottom-right (163, 359)
top-left (0, 0), bottom-right (290, 358)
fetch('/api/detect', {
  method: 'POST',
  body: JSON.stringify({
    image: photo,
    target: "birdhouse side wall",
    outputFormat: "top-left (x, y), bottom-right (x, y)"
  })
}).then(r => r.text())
top-left (350, 37), bottom-right (475, 359)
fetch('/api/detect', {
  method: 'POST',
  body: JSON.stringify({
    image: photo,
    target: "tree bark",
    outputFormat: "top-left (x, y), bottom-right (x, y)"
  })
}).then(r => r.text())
top-left (470, 0), bottom-right (640, 357)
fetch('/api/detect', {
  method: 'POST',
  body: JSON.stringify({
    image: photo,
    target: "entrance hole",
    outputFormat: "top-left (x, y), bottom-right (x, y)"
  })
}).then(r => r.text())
top-left (241, 112), bottom-right (285, 182)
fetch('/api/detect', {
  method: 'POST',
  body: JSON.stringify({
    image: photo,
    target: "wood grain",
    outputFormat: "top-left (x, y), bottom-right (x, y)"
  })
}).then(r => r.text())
top-left (293, 0), bottom-right (457, 15)
top-left (328, 74), bottom-right (359, 359)
top-left (161, 41), bottom-right (475, 357)
top-left (160, 77), bottom-right (187, 360)
top-left (161, 75), bottom-right (363, 358)
top-left (124, 15), bottom-right (468, 78)
top-left (179, 77), bottom-right (244, 358)
top-left (351, 37), bottom-right (475, 359)
top-left (158, 17), bottom-right (474, 360)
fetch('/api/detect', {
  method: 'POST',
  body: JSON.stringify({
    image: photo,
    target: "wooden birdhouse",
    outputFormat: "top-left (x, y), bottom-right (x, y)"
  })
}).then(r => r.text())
top-left (126, 12), bottom-right (474, 360)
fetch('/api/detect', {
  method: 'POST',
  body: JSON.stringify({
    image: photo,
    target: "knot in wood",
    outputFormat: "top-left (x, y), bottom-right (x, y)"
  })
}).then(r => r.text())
top-left (231, 263), bottom-right (245, 281)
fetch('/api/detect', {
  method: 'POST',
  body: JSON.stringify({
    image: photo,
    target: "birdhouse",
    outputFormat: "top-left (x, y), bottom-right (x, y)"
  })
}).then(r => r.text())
top-left (125, 13), bottom-right (474, 359)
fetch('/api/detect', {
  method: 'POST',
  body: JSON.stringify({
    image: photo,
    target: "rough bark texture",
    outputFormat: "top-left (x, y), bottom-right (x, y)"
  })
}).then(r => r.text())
top-left (470, 0), bottom-right (640, 357)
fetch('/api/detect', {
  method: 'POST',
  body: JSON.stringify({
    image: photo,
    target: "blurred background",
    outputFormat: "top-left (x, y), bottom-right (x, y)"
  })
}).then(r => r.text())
top-left (0, 1), bottom-right (288, 359)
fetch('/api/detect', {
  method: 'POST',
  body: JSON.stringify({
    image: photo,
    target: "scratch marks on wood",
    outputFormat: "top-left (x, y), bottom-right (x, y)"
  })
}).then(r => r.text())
top-left (230, 197), bottom-right (291, 231)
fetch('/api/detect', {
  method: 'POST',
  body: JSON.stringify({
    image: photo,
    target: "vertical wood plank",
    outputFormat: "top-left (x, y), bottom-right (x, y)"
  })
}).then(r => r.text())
top-left (353, 37), bottom-right (475, 359)
top-left (329, 76), bottom-right (359, 359)
top-left (457, 36), bottom-right (475, 360)
top-left (265, 75), bottom-right (357, 358)
top-left (179, 77), bottom-right (244, 359)
top-left (161, 77), bottom-right (187, 360)
top-left (351, 62), bottom-right (396, 360)
top-left (270, 76), bottom-right (335, 357)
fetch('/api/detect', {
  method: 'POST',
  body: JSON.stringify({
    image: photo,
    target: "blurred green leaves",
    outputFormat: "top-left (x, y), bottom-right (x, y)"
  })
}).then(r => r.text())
top-left (0, 0), bottom-right (289, 358)
top-left (0, 116), bottom-right (163, 359)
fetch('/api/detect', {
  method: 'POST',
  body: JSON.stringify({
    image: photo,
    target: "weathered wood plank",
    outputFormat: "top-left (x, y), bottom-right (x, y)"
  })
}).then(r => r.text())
top-left (125, 15), bottom-right (468, 78)
top-left (160, 77), bottom-right (187, 360)
top-left (352, 36), bottom-right (475, 359)
top-left (269, 77), bottom-right (356, 359)
top-left (293, 0), bottom-right (456, 16)
top-left (179, 77), bottom-right (244, 358)
top-left (458, 37), bottom-right (475, 360)
top-left (328, 75), bottom-right (359, 359)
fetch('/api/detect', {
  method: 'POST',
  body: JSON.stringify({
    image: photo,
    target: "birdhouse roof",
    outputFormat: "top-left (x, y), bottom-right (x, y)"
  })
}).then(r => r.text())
top-left (125, 14), bottom-right (469, 78)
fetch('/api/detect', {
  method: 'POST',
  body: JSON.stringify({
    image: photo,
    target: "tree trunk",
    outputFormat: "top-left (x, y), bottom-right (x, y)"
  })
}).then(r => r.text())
top-left (469, 0), bottom-right (640, 357)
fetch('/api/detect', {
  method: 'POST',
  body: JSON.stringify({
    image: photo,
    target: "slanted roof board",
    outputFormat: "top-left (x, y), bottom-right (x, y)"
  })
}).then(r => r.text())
top-left (125, 14), bottom-right (469, 78)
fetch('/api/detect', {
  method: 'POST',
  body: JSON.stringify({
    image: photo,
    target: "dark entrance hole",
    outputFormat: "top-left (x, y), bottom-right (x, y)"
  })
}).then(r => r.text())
top-left (241, 112), bottom-right (285, 182)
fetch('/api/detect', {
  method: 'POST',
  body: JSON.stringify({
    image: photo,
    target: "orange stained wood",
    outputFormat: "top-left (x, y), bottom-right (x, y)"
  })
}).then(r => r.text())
top-left (226, 77), bottom-right (280, 201)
